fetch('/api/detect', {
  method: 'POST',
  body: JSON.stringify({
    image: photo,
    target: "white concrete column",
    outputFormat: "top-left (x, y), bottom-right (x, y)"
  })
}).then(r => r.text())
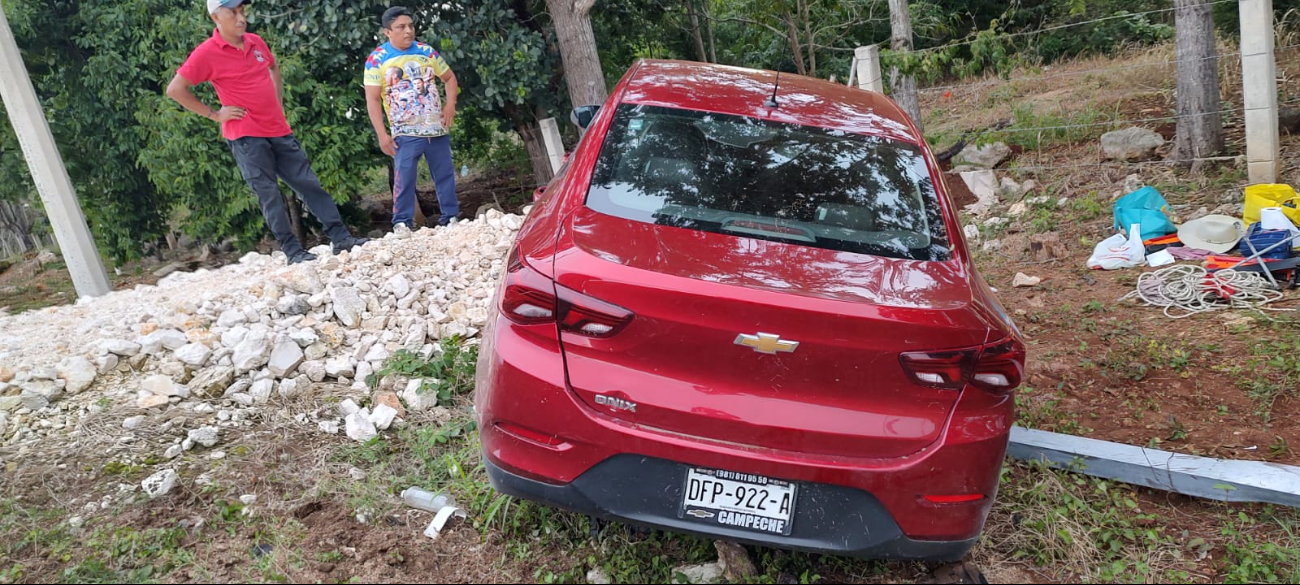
top-left (1241, 0), bottom-right (1280, 185)
top-left (856, 46), bottom-right (884, 93)
top-left (539, 117), bottom-right (565, 174)
top-left (0, 7), bottom-right (110, 298)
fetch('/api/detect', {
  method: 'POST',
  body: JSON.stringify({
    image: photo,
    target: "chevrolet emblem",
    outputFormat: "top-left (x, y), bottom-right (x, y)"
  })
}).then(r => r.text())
top-left (686, 509), bottom-right (716, 519)
top-left (734, 332), bottom-right (799, 355)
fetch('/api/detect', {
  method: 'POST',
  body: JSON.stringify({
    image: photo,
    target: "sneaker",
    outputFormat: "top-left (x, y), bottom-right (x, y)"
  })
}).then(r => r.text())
top-left (287, 250), bottom-right (317, 265)
top-left (437, 215), bottom-right (460, 227)
top-left (332, 236), bottom-right (370, 255)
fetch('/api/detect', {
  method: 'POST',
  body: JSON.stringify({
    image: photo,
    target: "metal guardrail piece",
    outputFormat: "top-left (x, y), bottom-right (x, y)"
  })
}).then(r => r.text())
top-left (1008, 426), bottom-right (1300, 508)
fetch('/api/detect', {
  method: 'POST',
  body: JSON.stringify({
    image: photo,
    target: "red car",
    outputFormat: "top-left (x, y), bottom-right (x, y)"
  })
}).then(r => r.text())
top-left (475, 59), bottom-right (1024, 560)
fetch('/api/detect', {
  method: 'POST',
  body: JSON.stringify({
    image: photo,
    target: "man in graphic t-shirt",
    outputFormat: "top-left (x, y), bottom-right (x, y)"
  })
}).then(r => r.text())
top-left (363, 6), bottom-right (461, 229)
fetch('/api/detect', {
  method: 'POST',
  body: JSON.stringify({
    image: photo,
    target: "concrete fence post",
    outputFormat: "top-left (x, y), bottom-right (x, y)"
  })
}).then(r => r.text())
top-left (0, 7), bottom-right (110, 298)
top-left (855, 46), bottom-right (884, 92)
top-left (539, 118), bottom-right (565, 174)
top-left (1240, 0), bottom-right (1280, 184)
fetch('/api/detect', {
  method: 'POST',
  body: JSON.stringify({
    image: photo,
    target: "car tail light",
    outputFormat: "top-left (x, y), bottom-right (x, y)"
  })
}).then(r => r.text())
top-left (898, 348), bottom-right (970, 390)
top-left (502, 249), bottom-right (559, 325)
top-left (900, 337), bottom-right (1025, 394)
top-left (971, 338), bottom-right (1026, 393)
top-left (557, 286), bottom-right (633, 337)
top-left (500, 248), bottom-right (633, 338)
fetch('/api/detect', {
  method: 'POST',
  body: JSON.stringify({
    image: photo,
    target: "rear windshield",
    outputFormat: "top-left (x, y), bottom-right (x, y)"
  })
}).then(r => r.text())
top-left (585, 104), bottom-right (951, 261)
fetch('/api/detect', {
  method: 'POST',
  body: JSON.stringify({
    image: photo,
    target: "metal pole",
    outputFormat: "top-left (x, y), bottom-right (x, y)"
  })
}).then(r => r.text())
top-left (0, 7), bottom-right (110, 298)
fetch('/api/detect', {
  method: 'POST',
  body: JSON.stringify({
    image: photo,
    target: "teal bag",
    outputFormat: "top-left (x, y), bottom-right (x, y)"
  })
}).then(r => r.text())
top-left (1113, 186), bottom-right (1176, 241)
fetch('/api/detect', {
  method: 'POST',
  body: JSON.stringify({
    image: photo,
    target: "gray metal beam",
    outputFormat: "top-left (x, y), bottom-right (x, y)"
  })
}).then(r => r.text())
top-left (1008, 426), bottom-right (1300, 508)
top-left (0, 6), bottom-right (110, 298)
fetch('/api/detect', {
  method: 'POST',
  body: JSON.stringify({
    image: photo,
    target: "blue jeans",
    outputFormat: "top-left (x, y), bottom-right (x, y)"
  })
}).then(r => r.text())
top-left (393, 135), bottom-right (459, 228)
top-left (228, 135), bottom-right (352, 255)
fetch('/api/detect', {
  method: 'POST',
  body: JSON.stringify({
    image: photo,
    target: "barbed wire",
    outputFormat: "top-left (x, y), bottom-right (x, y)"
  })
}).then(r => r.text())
top-left (943, 155), bottom-right (1241, 175)
top-left (984, 106), bottom-right (1242, 136)
top-left (907, 0), bottom-right (1236, 57)
top-left (938, 98), bottom-right (1300, 176)
top-left (919, 42), bottom-right (1300, 95)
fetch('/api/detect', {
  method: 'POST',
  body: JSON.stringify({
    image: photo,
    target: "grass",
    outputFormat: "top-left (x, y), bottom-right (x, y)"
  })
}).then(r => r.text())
top-left (369, 336), bottom-right (478, 408)
top-left (0, 499), bottom-right (193, 585)
top-left (1085, 328), bottom-right (1204, 383)
top-left (991, 103), bottom-right (1119, 150)
top-left (1015, 386), bottom-right (1091, 435)
top-left (1213, 316), bottom-right (1300, 422)
top-left (982, 461), bottom-right (1192, 583)
top-left (1217, 507), bottom-right (1300, 584)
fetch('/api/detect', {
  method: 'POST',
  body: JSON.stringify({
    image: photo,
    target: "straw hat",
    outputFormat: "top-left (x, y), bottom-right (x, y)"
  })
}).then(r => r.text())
top-left (1177, 214), bottom-right (1245, 253)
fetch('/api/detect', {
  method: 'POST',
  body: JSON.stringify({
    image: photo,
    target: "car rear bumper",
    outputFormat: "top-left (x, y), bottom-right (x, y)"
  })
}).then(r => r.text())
top-left (476, 314), bottom-right (1013, 555)
top-left (484, 453), bottom-right (978, 561)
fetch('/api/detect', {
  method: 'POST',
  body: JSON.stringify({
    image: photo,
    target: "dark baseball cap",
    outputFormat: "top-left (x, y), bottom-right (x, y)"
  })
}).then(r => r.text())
top-left (382, 6), bottom-right (413, 29)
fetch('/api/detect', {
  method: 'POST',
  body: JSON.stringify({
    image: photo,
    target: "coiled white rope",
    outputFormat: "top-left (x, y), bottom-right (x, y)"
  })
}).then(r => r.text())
top-left (1120, 265), bottom-right (1292, 319)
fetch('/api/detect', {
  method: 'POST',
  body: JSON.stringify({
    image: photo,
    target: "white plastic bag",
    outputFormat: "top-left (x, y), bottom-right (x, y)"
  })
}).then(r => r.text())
top-left (1087, 223), bottom-right (1147, 270)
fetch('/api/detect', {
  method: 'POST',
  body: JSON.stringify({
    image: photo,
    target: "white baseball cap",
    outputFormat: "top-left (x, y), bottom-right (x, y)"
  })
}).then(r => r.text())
top-left (207, 0), bottom-right (246, 14)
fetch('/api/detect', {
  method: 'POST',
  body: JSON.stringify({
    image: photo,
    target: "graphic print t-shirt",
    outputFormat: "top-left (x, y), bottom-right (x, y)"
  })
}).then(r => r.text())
top-left (363, 41), bottom-right (451, 138)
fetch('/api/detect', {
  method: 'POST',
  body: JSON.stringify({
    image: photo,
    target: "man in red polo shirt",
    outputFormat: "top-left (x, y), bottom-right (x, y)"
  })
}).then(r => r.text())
top-left (166, 0), bottom-right (367, 264)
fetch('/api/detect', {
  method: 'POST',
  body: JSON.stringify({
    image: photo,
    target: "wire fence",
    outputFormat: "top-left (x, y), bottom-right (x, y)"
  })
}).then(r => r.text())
top-left (935, 92), bottom-right (1300, 177)
top-left (919, 41), bottom-right (1300, 95)
top-left (908, 0), bottom-right (1238, 57)
top-left (885, 1), bottom-right (1300, 178)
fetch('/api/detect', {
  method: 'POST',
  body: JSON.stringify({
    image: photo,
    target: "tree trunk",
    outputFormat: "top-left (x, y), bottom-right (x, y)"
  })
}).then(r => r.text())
top-left (888, 0), bottom-right (922, 131)
top-left (1170, 0), bottom-right (1224, 163)
top-left (784, 15), bottom-right (807, 75)
top-left (547, 0), bottom-right (608, 107)
top-left (704, 0), bottom-right (717, 63)
top-left (801, 0), bottom-right (816, 77)
top-left (686, 0), bottom-right (707, 63)
top-left (517, 121), bottom-right (556, 186)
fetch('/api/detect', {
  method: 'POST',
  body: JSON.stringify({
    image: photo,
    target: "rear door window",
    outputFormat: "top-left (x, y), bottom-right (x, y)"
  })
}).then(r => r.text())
top-left (585, 104), bottom-right (951, 261)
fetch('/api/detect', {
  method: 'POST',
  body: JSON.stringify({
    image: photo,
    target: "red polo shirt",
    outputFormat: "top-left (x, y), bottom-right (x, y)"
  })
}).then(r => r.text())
top-left (177, 30), bottom-right (292, 141)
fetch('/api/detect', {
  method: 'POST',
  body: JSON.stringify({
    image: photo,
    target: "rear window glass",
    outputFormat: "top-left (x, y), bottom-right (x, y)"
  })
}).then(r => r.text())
top-left (585, 104), bottom-right (951, 261)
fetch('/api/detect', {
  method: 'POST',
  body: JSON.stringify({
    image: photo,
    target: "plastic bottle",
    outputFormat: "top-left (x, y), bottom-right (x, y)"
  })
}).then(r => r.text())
top-left (402, 487), bottom-right (453, 512)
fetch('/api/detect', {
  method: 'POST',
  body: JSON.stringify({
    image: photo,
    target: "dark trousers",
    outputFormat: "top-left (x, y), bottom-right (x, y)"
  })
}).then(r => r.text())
top-left (229, 135), bottom-right (352, 255)
top-left (393, 135), bottom-right (459, 228)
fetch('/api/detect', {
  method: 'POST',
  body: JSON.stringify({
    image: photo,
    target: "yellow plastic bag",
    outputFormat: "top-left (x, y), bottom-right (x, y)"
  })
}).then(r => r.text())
top-left (1244, 184), bottom-right (1300, 226)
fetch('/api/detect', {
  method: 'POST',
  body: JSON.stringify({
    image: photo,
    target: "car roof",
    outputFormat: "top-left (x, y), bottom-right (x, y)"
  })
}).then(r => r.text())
top-left (618, 59), bottom-right (921, 144)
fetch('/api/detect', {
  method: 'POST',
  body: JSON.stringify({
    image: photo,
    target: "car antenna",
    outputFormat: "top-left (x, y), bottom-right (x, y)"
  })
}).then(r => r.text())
top-left (765, 39), bottom-right (791, 109)
top-left (763, 71), bottom-right (781, 109)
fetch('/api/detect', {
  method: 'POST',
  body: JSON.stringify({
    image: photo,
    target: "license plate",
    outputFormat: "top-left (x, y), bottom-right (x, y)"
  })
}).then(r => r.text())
top-left (679, 467), bottom-right (797, 536)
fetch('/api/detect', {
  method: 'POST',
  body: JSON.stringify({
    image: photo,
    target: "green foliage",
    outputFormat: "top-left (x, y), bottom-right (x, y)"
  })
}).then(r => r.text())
top-left (1219, 508), bottom-right (1300, 584)
top-left (0, 0), bottom-right (561, 260)
top-left (372, 337), bottom-right (479, 407)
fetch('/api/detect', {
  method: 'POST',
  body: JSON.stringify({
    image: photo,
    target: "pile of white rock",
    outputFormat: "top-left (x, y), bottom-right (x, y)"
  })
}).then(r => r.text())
top-left (0, 210), bottom-right (525, 450)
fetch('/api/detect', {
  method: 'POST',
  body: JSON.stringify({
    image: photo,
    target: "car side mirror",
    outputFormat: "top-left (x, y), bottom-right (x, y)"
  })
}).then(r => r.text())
top-left (571, 105), bottom-right (601, 130)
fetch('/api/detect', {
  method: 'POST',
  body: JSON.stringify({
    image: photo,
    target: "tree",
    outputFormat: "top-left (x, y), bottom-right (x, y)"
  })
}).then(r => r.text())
top-left (546, 0), bottom-right (609, 107)
top-left (435, 1), bottom-right (568, 184)
top-left (717, 0), bottom-right (884, 78)
top-left (888, 0), bottom-right (921, 129)
top-left (1169, 0), bottom-right (1223, 164)
top-left (4, 0), bottom-right (173, 262)
top-left (0, 0), bottom-right (578, 260)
